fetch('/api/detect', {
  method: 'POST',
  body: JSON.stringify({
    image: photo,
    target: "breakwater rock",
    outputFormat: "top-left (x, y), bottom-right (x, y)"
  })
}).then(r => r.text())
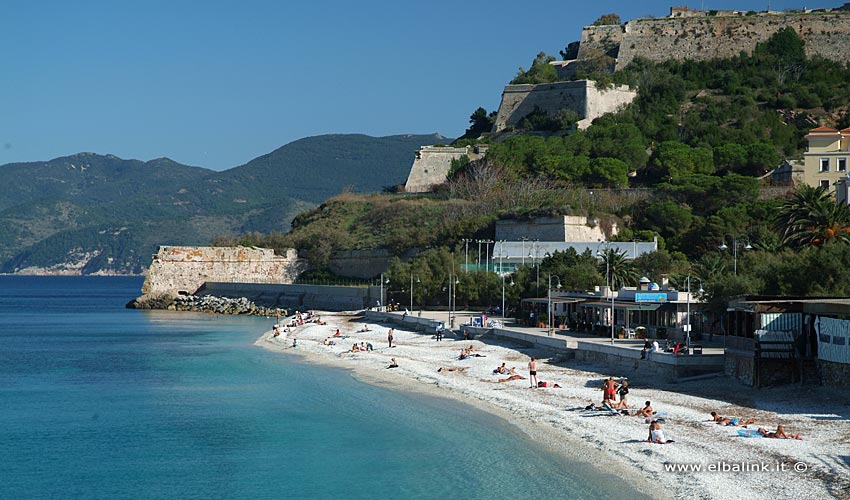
top-left (126, 293), bottom-right (288, 317)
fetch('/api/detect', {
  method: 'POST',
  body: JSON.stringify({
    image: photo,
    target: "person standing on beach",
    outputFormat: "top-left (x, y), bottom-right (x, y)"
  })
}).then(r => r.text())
top-left (528, 357), bottom-right (538, 388)
top-left (388, 328), bottom-right (394, 348)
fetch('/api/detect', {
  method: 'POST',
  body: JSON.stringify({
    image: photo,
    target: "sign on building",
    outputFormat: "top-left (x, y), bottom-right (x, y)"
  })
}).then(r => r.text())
top-left (635, 292), bottom-right (666, 303)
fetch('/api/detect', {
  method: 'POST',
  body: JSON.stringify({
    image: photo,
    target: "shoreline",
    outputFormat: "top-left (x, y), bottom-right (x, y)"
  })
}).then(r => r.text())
top-left (257, 311), bottom-right (850, 500)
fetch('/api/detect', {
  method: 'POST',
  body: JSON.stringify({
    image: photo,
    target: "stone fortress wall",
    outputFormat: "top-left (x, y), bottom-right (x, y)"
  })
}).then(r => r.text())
top-left (403, 145), bottom-right (488, 193)
top-left (141, 246), bottom-right (308, 297)
top-left (494, 216), bottom-right (617, 242)
top-left (577, 8), bottom-right (850, 71)
top-left (492, 80), bottom-right (637, 133)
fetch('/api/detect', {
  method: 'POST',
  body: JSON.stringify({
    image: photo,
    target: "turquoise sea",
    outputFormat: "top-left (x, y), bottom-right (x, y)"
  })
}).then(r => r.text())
top-left (0, 276), bottom-right (635, 500)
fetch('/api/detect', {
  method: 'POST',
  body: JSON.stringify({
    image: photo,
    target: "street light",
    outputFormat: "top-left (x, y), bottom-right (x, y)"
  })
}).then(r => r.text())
top-left (547, 274), bottom-right (562, 337)
top-left (597, 243), bottom-right (615, 345)
top-left (379, 273), bottom-right (389, 310)
top-left (502, 273), bottom-right (514, 321)
top-left (410, 274), bottom-right (420, 312)
top-left (685, 276), bottom-right (705, 351)
top-left (718, 237), bottom-right (752, 275)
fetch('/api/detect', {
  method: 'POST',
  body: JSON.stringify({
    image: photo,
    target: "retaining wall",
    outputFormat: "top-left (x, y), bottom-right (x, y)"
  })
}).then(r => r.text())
top-left (201, 282), bottom-right (382, 312)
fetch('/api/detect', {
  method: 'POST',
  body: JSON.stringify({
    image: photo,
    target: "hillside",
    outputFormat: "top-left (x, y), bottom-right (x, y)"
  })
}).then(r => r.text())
top-left (219, 134), bottom-right (448, 204)
top-left (0, 134), bottom-right (442, 274)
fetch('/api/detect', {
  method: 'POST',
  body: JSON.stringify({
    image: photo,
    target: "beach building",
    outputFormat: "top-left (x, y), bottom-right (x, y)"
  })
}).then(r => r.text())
top-left (520, 276), bottom-right (706, 342)
top-left (725, 296), bottom-right (850, 387)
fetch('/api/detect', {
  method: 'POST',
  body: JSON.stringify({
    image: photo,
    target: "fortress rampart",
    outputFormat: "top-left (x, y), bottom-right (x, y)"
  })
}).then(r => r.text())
top-left (576, 10), bottom-right (850, 71)
top-left (141, 246), bottom-right (308, 297)
top-left (492, 80), bottom-right (637, 133)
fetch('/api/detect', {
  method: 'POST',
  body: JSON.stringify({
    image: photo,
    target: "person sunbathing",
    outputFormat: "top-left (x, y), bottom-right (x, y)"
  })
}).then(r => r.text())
top-left (437, 367), bottom-right (467, 372)
top-left (710, 412), bottom-right (756, 427)
top-left (498, 374), bottom-right (525, 383)
top-left (493, 363), bottom-right (507, 374)
top-left (386, 358), bottom-right (399, 369)
top-left (757, 425), bottom-right (801, 439)
top-left (459, 349), bottom-right (469, 360)
top-left (634, 401), bottom-right (654, 418)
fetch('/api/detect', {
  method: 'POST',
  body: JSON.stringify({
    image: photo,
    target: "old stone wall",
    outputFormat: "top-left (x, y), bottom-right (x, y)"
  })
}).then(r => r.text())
top-left (495, 216), bottom-right (617, 242)
top-left (403, 146), bottom-right (469, 193)
top-left (492, 80), bottom-right (637, 133)
top-left (201, 282), bottom-right (380, 312)
top-left (575, 12), bottom-right (850, 71)
top-left (141, 246), bottom-right (308, 297)
top-left (327, 248), bottom-right (419, 279)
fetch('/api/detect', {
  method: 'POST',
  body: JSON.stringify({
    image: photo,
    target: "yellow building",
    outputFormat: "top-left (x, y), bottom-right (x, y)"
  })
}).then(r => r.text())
top-left (803, 126), bottom-right (850, 190)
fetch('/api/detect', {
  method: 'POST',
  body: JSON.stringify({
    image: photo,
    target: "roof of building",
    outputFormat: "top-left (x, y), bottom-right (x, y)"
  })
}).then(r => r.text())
top-left (493, 240), bottom-right (658, 261)
top-left (806, 126), bottom-right (841, 137)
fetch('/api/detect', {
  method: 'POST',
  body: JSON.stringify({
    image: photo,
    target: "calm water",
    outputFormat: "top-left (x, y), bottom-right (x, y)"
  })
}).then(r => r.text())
top-left (0, 276), bottom-right (633, 500)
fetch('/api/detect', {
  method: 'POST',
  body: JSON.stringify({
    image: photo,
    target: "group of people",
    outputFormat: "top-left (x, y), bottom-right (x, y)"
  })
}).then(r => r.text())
top-left (458, 345), bottom-right (485, 360)
top-left (344, 341), bottom-right (374, 353)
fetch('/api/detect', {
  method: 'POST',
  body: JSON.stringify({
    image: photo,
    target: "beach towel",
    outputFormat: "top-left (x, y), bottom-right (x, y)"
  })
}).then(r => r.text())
top-left (737, 429), bottom-right (762, 438)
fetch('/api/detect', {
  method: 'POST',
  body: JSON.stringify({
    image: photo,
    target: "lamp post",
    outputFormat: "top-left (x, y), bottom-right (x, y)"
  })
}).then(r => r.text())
top-left (463, 239), bottom-right (471, 273)
top-left (685, 276), bottom-right (704, 351)
top-left (410, 274), bottom-right (420, 312)
top-left (547, 274), bottom-right (562, 337)
top-left (502, 273), bottom-right (514, 321)
top-left (718, 236), bottom-right (752, 275)
top-left (379, 273), bottom-right (389, 311)
top-left (597, 242), bottom-right (615, 345)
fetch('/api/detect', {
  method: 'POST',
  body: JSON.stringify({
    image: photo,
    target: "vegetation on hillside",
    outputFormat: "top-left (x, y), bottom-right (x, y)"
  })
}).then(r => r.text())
top-left (229, 28), bottom-right (850, 314)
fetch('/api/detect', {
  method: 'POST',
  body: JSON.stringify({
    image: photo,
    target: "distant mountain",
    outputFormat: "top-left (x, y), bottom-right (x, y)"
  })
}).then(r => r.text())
top-left (220, 133), bottom-right (447, 204)
top-left (0, 134), bottom-right (444, 274)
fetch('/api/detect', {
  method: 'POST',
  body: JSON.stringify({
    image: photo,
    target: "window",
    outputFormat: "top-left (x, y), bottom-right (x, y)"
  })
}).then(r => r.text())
top-left (821, 180), bottom-right (831, 189)
top-left (820, 158), bottom-right (830, 172)
top-left (839, 158), bottom-right (847, 172)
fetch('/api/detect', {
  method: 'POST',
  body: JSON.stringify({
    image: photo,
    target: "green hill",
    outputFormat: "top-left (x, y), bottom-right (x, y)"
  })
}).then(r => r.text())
top-left (219, 133), bottom-right (446, 204)
top-left (0, 134), bottom-right (442, 274)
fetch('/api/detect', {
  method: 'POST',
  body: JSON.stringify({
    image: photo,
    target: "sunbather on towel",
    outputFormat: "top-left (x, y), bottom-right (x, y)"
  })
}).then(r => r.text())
top-left (710, 412), bottom-right (756, 427)
top-left (757, 425), bottom-right (802, 439)
top-left (498, 368), bottom-right (524, 383)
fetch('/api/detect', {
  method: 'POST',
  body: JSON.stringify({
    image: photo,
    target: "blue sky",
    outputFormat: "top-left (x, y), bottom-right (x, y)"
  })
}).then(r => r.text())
top-left (0, 0), bottom-right (838, 170)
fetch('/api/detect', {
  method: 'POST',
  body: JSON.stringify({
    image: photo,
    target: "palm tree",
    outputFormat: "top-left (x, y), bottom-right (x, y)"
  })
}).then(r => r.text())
top-left (598, 248), bottom-right (639, 289)
top-left (774, 185), bottom-right (850, 248)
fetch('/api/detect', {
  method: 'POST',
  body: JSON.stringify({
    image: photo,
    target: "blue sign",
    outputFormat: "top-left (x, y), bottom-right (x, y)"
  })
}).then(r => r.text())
top-left (635, 292), bottom-right (666, 303)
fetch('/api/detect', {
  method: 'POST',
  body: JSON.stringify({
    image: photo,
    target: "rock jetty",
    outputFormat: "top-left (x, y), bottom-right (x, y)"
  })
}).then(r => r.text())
top-left (126, 293), bottom-right (288, 317)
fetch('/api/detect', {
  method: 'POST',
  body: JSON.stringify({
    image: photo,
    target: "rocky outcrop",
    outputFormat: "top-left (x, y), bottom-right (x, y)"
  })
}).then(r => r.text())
top-left (127, 293), bottom-right (289, 317)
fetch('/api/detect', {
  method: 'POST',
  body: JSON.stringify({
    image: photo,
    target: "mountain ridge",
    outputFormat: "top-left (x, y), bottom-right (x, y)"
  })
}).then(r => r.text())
top-left (0, 133), bottom-right (444, 274)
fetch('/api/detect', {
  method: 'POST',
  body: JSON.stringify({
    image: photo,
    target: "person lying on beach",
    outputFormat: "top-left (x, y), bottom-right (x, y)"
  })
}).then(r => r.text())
top-left (634, 401), bottom-right (654, 418)
top-left (757, 425), bottom-right (802, 439)
top-left (648, 421), bottom-right (674, 444)
top-left (357, 325), bottom-right (371, 332)
top-left (498, 374), bottom-right (525, 383)
top-left (387, 358), bottom-right (399, 369)
top-left (437, 367), bottom-right (468, 372)
top-left (493, 363), bottom-right (507, 374)
top-left (710, 412), bottom-right (756, 427)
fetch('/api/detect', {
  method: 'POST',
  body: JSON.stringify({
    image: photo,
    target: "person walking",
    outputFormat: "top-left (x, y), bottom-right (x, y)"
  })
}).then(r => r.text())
top-left (435, 323), bottom-right (444, 341)
top-left (528, 357), bottom-right (539, 389)
top-left (388, 328), bottom-right (394, 348)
